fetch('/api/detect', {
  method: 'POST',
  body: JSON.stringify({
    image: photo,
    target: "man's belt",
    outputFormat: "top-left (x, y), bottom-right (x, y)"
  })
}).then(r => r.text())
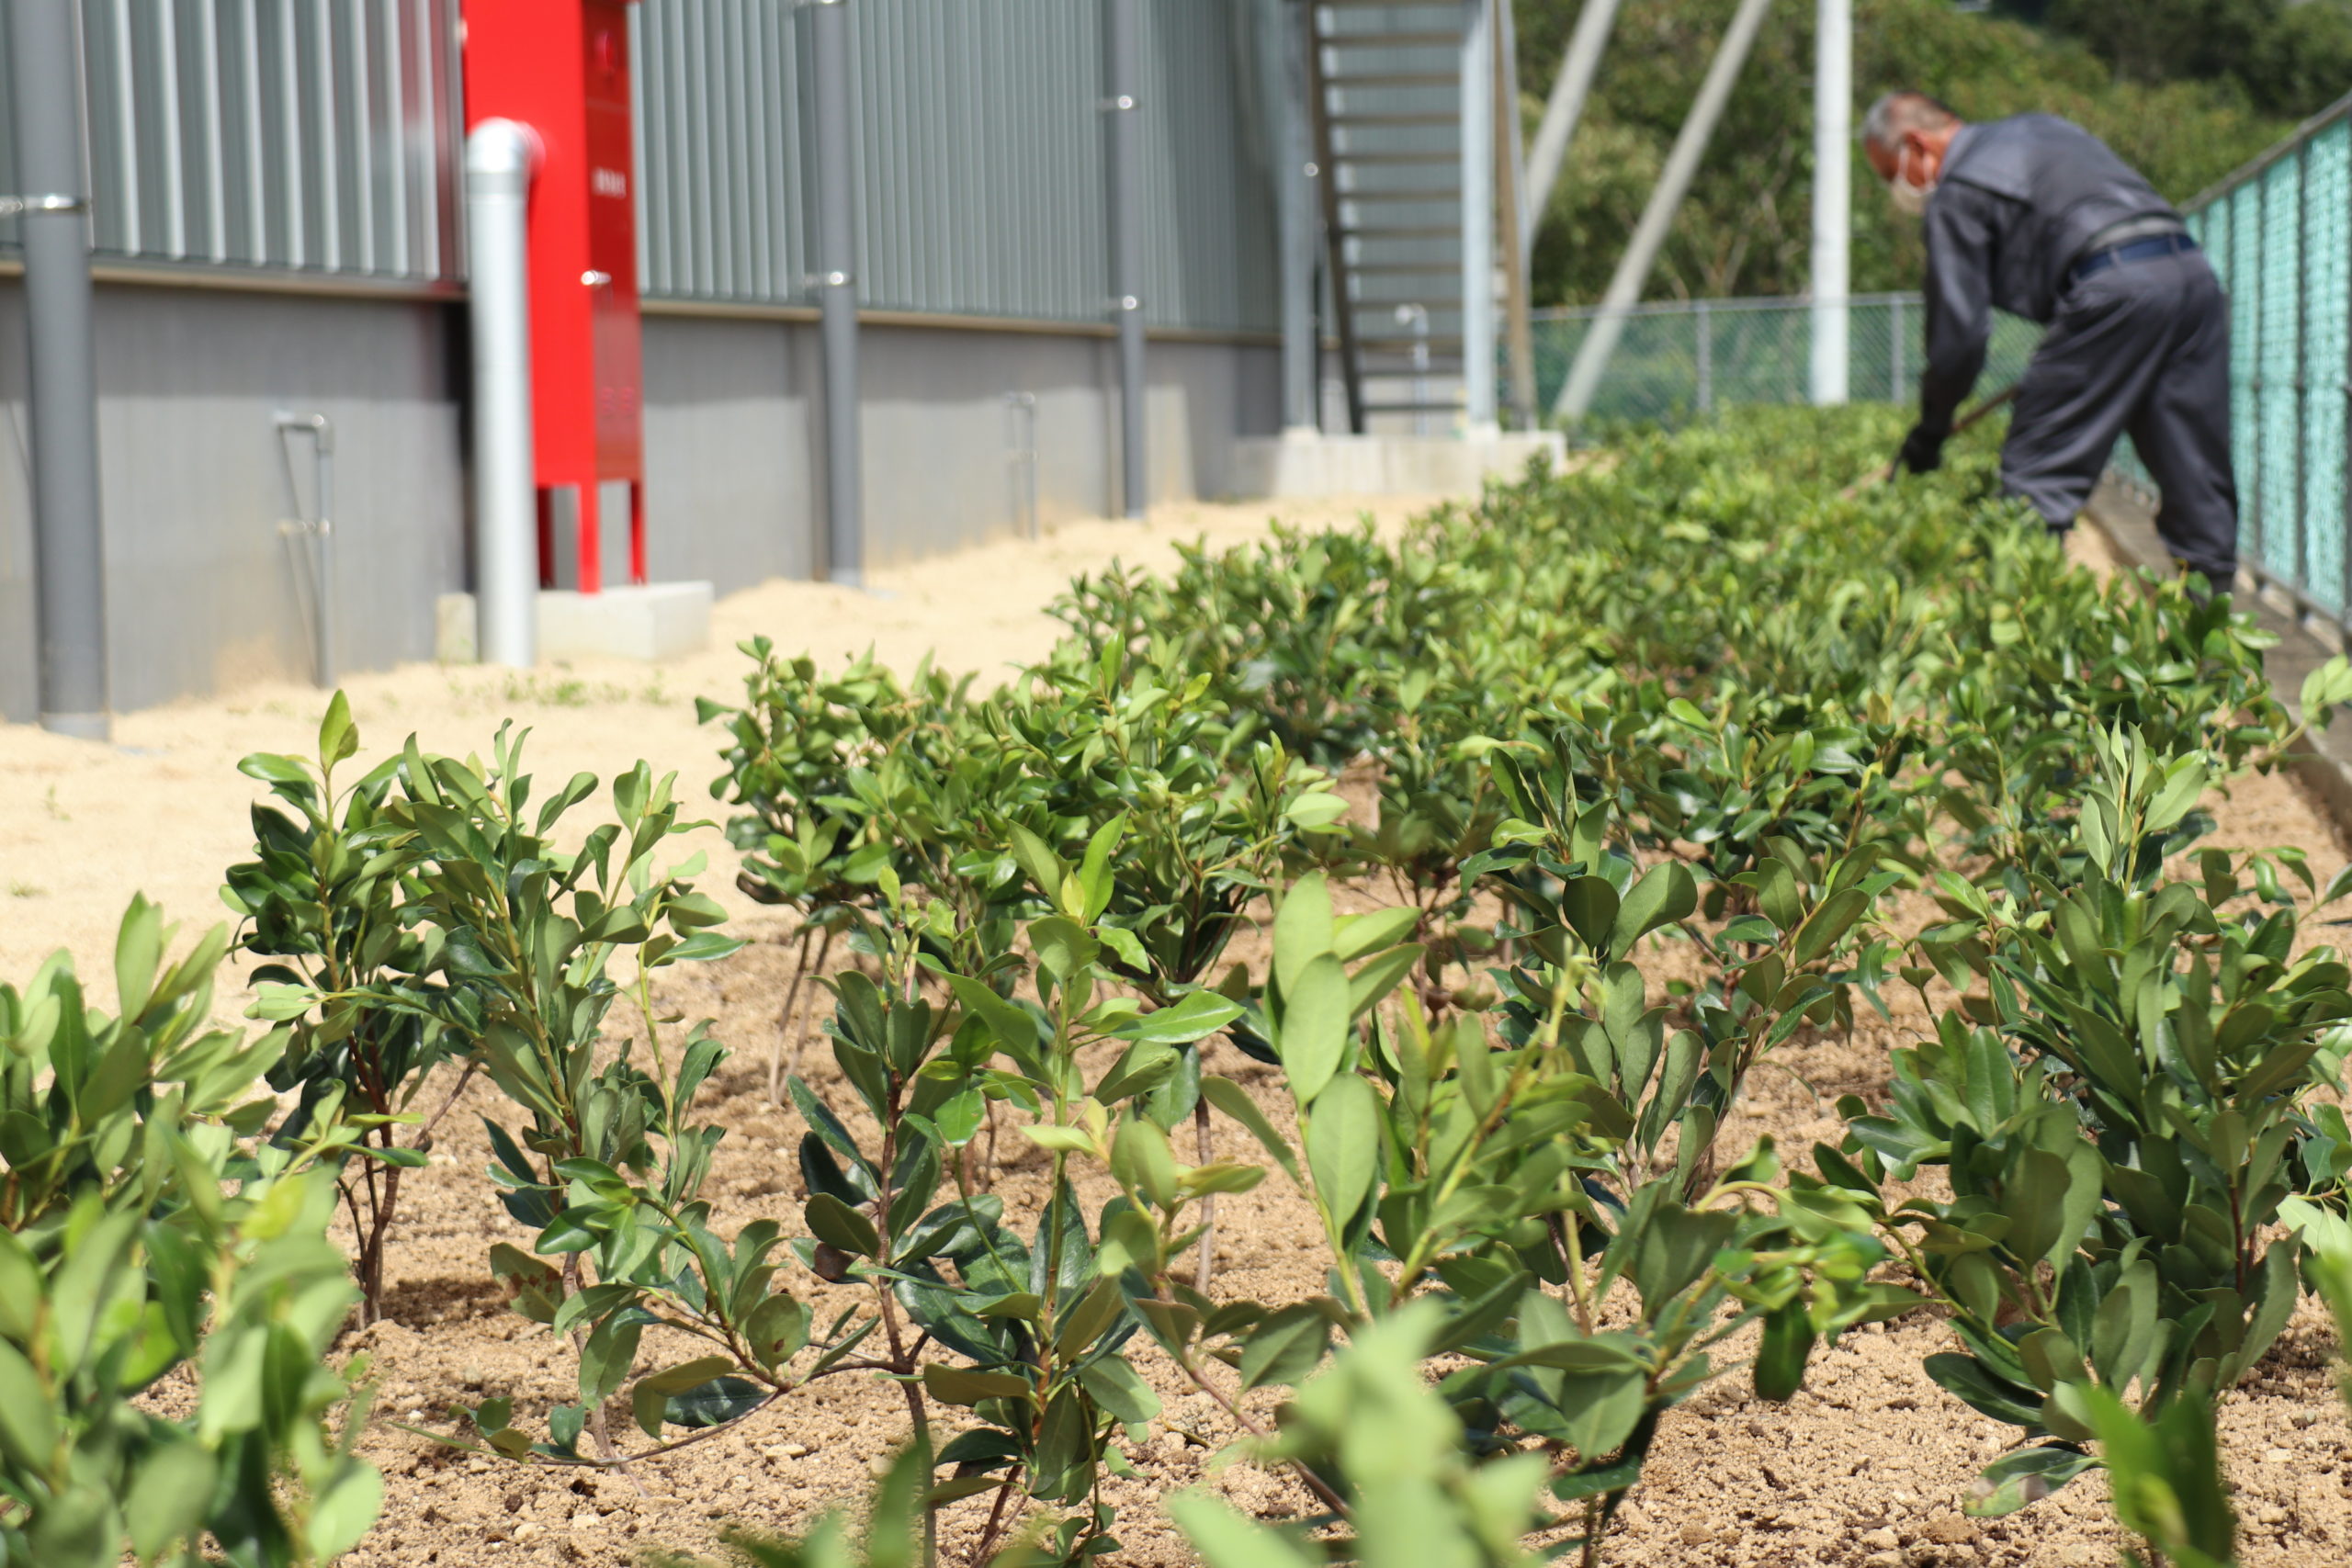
top-left (2066, 231), bottom-right (2198, 288)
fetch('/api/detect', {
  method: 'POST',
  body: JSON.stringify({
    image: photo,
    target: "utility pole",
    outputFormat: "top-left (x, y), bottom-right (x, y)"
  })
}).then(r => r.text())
top-left (1554, 0), bottom-right (1775, 422)
top-left (1811, 0), bottom-right (1851, 406)
top-left (7, 0), bottom-right (109, 738)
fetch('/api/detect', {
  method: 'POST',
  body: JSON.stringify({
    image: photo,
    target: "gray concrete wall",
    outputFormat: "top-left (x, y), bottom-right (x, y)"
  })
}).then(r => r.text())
top-left (0, 280), bottom-right (466, 723)
top-left (643, 315), bottom-right (1282, 590)
top-left (1, 282), bottom-right (1281, 723)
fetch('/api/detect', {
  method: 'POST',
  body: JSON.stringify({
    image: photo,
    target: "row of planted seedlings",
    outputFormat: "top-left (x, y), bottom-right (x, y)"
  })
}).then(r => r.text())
top-left (3, 406), bottom-right (2347, 1568)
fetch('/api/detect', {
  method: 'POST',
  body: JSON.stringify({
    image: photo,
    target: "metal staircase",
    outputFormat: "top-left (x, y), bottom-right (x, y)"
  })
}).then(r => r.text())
top-left (1307, 1), bottom-right (1474, 432)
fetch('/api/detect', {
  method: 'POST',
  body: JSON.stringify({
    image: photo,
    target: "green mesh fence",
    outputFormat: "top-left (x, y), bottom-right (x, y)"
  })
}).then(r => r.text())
top-left (2185, 106), bottom-right (2352, 617)
top-left (2303, 123), bottom-right (2348, 617)
top-left (1529, 295), bottom-right (2041, 427)
top-left (2259, 157), bottom-right (2303, 584)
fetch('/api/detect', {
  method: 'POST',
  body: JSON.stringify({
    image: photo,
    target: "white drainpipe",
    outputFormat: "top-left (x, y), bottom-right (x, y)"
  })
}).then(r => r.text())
top-left (466, 118), bottom-right (539, 668)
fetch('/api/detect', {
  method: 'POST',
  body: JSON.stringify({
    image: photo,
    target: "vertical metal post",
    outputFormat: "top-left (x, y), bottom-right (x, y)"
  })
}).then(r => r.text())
top-left (1695, 298), bottom-right (1713, 414)
top-left (1104, 0), bottom-right (1148, 516)
top-left (465, 118), bottom-right (538, 669)
top-left (2252, 174), bottom-right (2267, 573)
top-left (8, 0), bottom-right (110, 739)
top-left (1884, 295), bottom-right (1895, 394)
top-left (1809, 0), bottom-right (1849, 406)
top-left (1555, 0), bottom-right (1776, 421)
top-left (1521, 0), bottom-right (1622, 275)
top-left (1494, 0), bottom-right (1537, 430)
top-left (2297, 143), bottom-right (2310, 593)
top-left (1273, 0), bottom-right (1318, 433)
top-left (810, 0), bottom-right (865, 578)
top-left (1459, 0), bottom-right (1498, 434)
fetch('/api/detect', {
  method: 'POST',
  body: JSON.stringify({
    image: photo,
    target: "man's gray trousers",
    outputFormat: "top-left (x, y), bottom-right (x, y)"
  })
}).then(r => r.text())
top-left (2001, 248), bottom-right (2239, 589)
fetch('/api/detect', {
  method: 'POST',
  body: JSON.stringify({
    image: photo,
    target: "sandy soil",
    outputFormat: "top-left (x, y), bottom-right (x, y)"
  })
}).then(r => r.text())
top-left (7, 507), bottom-right (2352, 1568)
top-left (0, 492), bottom-right (1441, 1007)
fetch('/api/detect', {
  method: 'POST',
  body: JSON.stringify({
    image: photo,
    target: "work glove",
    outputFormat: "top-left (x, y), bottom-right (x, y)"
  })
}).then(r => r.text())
top-left (1894, 424), bottom-right (1943, 476)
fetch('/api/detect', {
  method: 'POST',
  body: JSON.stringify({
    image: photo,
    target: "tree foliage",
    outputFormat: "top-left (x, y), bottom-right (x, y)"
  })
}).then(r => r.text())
top-left (1517, 0), bottom-right (2300, 306)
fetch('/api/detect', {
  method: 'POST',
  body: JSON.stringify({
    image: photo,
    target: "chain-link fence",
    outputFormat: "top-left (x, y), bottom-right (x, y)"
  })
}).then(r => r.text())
top-left (1530, 294), bottom-right (2046, 425)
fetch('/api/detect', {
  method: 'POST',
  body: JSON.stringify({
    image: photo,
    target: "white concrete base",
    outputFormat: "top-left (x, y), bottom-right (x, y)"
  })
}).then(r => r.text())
top-left (1230, 429), bottom-right (1569, 500)
top-left (434, 582), bottom-right (714, 664)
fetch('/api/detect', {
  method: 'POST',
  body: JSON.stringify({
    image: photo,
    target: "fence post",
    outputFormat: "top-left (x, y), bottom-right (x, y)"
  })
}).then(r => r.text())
top-left (1695, 299), bottom-right (1712, 414)
top-left (1889, 296), bottom-right (1905, 401)
top-left (2252, 173), bottom-right (2267, 577)
top-left (2297, 141), bottom-right (2311, 595)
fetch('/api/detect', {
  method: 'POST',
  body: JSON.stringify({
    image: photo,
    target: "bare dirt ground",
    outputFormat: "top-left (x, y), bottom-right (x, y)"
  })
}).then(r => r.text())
top-left (6, 509), bottom-right (2352, 1568)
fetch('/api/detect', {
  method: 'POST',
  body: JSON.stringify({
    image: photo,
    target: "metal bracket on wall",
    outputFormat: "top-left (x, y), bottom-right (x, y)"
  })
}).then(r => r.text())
top-left (1004, 391), bottom-right (1039, 540)
top-left (274, 411), bottom-right (337, 689)
top-left (0, 194), bottom-right (88, 218)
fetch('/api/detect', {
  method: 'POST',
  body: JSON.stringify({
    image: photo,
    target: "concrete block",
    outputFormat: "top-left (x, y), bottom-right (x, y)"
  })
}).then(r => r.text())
top-left (1229, 429), bottom-right (1569, 500)
top-left (434, 582), bottom-right (713, 664)
top-left (537, 581), bottom-right (714, 662)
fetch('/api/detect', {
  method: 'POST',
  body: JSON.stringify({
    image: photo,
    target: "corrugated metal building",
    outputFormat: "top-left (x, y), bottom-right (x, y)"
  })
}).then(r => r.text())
top-left (0, 0), bottom-right (1292, 717)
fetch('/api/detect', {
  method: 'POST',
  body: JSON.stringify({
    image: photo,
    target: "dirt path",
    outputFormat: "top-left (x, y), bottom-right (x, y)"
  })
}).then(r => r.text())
top-left (8, 511), bottom-right (2351, 1568)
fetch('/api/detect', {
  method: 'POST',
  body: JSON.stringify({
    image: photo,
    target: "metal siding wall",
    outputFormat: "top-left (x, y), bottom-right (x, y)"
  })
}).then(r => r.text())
top-left (0, 279), bottom-right (465, 720)
top-left (1, 1), bottom-right (1276, 330)
top-left (0, 0), bottom-right (458, 281)
top-left (628, 0), bottom-right (1274, 332)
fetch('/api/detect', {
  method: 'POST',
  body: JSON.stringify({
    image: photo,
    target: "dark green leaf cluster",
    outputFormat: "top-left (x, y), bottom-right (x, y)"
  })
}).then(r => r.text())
top-left (0, 899), bottom-right (379, 1567)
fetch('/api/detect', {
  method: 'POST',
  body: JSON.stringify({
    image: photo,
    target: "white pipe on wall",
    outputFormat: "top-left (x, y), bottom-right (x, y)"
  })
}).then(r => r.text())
top-left (1810, 0), bottom-right (1851, 406)
top-left (465, 118), bottom-right (539, 669)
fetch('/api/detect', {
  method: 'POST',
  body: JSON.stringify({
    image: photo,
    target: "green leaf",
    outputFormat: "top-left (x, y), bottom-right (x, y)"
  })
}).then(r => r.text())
top-left (0, 1339), bottom-right (57, 1467)
top-left (1922, 1353), bottom-right (2043, 1427)
top-left (1305, 1073), bottom-right (1380, 1227)
top-left (1964, 1444), bottom-right (2099, 1517)
top-left (1275, 952), bottom-right (1351, 1105)
top-left (1168, 1491), bottom-right (1325, 1568)
top-left (922, 1364), bottom-right (1034, 1407)
top-left (305, 1462), bottom-right (383, 1560)
top-left (1076, 1357), bottom-right (1163, 1425)
top-left (1559, 876), bottom-right (1620, 953)
top-left (1124, 990), bottom-right (1243, 1045)
top-left (125, 1438), bottom-right (218, 1560)
top-left (1607, 862), bottom-right (1697, 960)
top-left (1753, 1303), bottom-right (1815, 1402)
top-left (804, 1193), bottom-right (881, 1258)
top-left (1200, 1076), bottom-right (1302, 1183)
top-left (317, 689), bottom-right (360, 768)
top-left (1237, 1303), bottom-right (1329, 1390)
top-left (1271, 873), bottom-right (1336, 998)
top-left (1346, 943), bottom-right (1424, 1022)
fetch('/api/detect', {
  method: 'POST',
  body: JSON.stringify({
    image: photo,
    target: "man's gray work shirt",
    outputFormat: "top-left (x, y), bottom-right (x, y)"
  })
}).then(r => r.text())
top-left (1918, 114), bottom-right (2181, 440)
